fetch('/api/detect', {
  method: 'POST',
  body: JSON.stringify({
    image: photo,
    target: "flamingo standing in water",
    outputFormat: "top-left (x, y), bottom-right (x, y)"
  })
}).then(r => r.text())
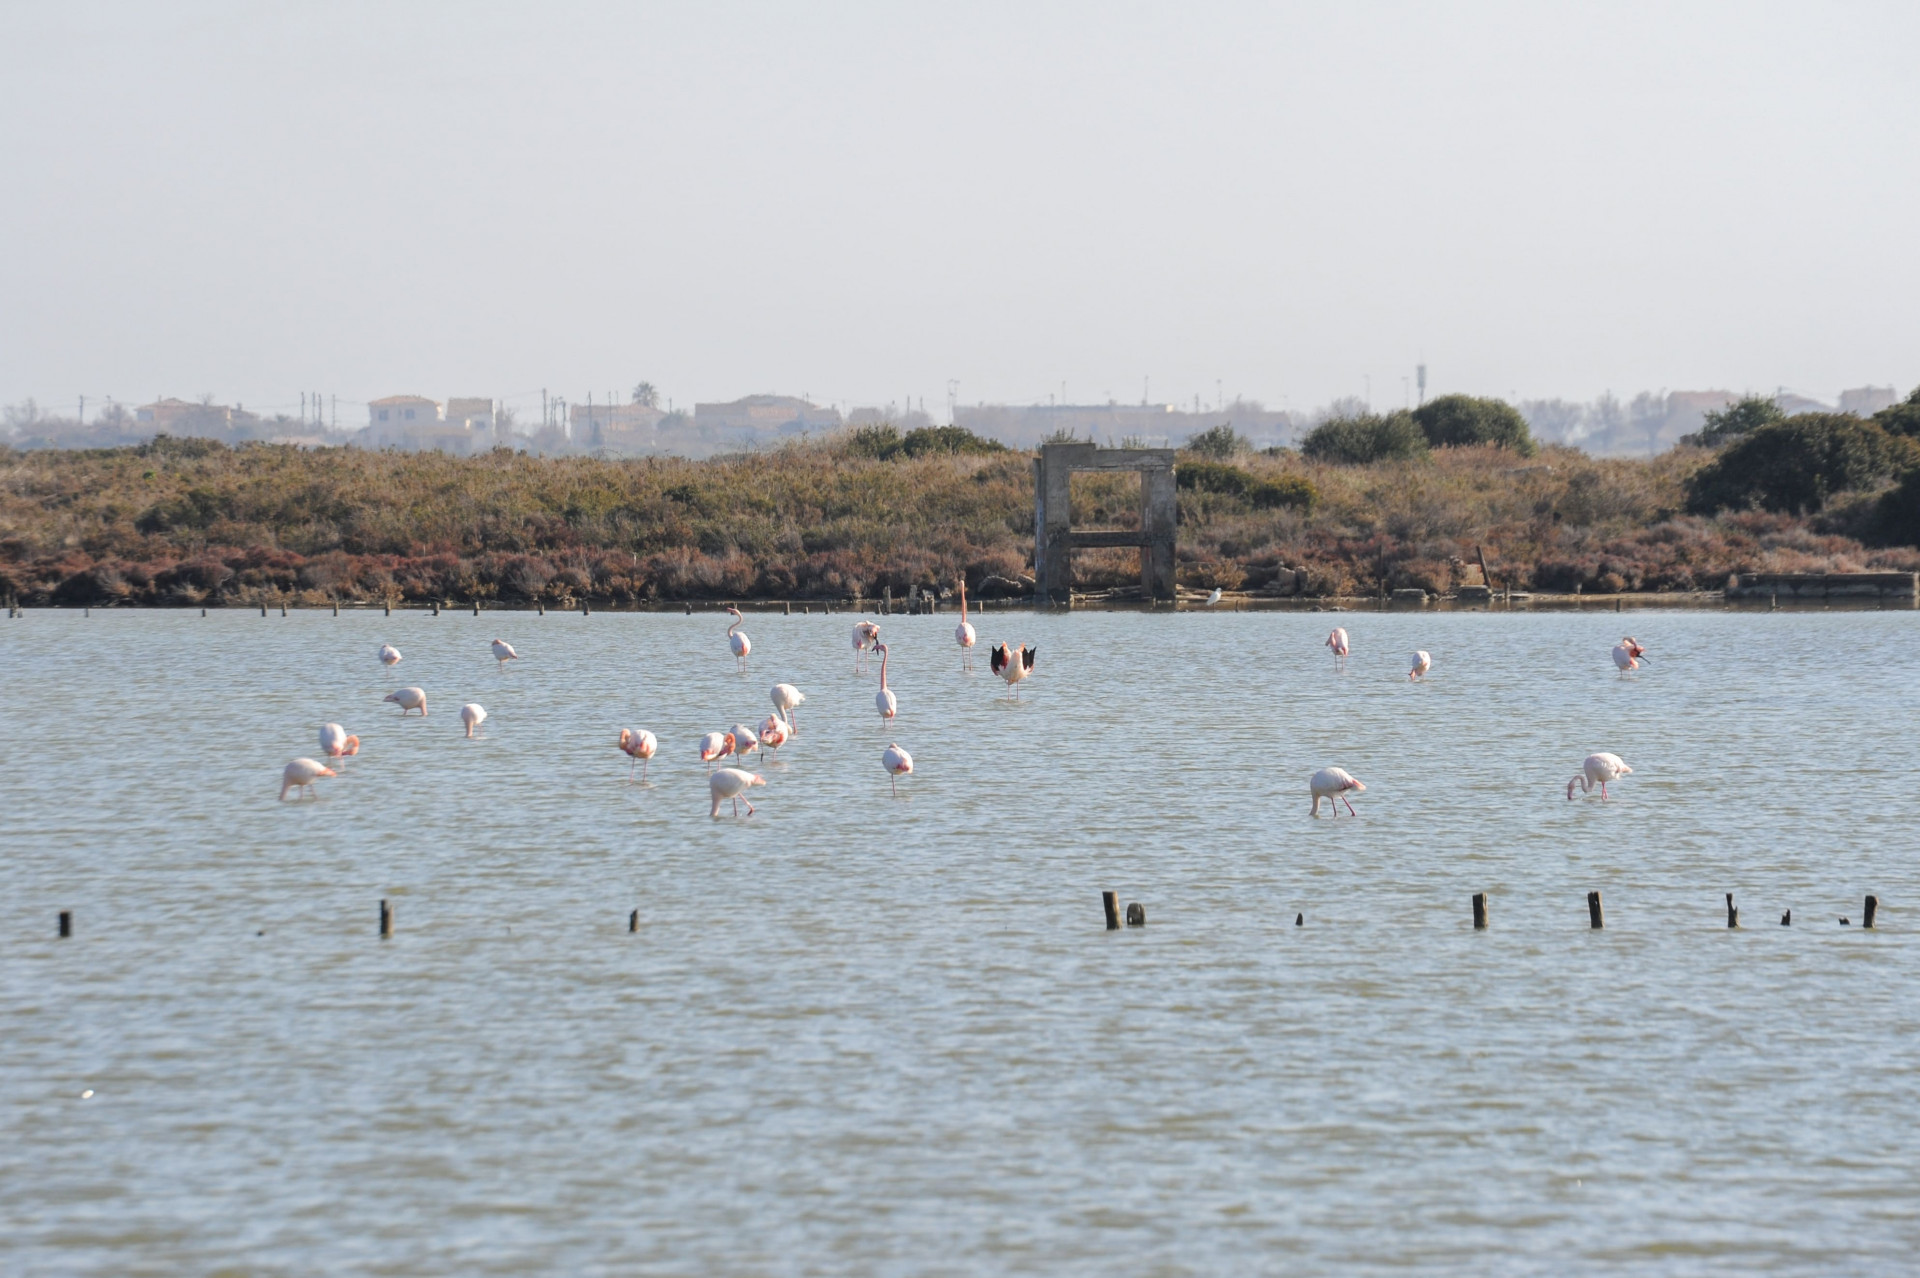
top-left (1568, 752), bottom-right (1632, 800)
top-left (1409, 650), bottom-right (1431, 680)
top-left (280, 757), bottom-right (335, 801)
top-left (770, 683), bottom-right (804, 733)
top-left (955, 581), bottom-right (977, 670)
top-left (384, 686), bottom-right (427, 716)
top-left (758, 713), bottom-right (790, 758)
top-left (728, 722), bottom-right (761, 765)
top-left (882, 743), bottom-right (913, 796)
top-left (726, 607), bottom-right (751, 671)
top-left (319, 723), bottom-right (360, 760)
top-left (379, 644), bottom-right (402, 668)
top-left (1612, 638), bottom-right (1649, 673)
top-left (709, 767), bottom-right (764, 817)
top-left (1326, 628), bottom-right (1350, 670)
top-left (491, 638), bottom-right (519, 670)
top-left (875, 643), bottom-right (898, 720)
top-left (618, 728), bottom-right (657, 781)
top-left (989, 642), bottom-right (1036, 699)
top-left (697, 731), bottom-right (734, 772)
top-left (460, 703), bottom-right (487, 738)
top-left (1310, 767), bottom-right (1366, 817)
top-left (852, 621), bottom-right (881, 673)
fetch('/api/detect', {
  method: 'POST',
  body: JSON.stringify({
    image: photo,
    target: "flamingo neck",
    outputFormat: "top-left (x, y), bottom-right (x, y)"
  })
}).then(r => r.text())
top-left (879, 650), bottom-right (888, 688)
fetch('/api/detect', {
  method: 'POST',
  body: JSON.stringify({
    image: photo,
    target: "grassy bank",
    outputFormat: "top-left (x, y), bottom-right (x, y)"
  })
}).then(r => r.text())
top-left (2, 434), bottom-right (1916, 607)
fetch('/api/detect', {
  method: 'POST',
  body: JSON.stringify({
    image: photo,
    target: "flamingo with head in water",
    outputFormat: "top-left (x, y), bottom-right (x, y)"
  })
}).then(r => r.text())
top-left (384, 686), bottom-right (427, 716)
top-left (770, 683), bottom-right (804, 733)
top-left (852, 620), bottom-right (880, 673)
top-left (319, 723), bottom-right (360, 759)
top-left (280, 757), bottom-right (335, 801)
top-left (955, 581), bottom-right (977, 670)
top-left (882, 743), bottom-right (912, 796)
top-left (875, 643), bottom-right (898, 720)
top-left (618, 728), bottom-right (657, 781)
top-left (1409, 650), bottom-right (1431, 681)
top-left (726, 607), bottom-right (751, 671)
top-left (1568, 752), bottom-right (1632, 800)
top-left (1612, 638), bottom-right (1649, 672)
top-left (1326, 628), bottom-right (1350, 669)
top-left (709, 767), bottom-right (764, 817)
top-left (1310, 767), bottom-right (1365, 817)
top-left (460, 703), bottom-right (487, 738)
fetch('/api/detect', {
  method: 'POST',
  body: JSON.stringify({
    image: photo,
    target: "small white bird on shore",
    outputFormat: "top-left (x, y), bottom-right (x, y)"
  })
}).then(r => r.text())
top-left (319, 723), bottom-right (360, 759)
top-left (1409, 650), bottom-right (1431, 680)
top-left (1568, 752), bottom-right (1632, 800)
top-left (491, 638), bottom-right (519, 669)
top-left (709, 767), bottom-right (764, 817)
top-left (1205, 588), bottom-right (1222, 606)
top-left (460, 703), bottom-right (487, 738)
top-left (618, 728), bottom-right (657, 781)
top-left (882, 742), bottom-right (913, 796)
top-left (1310, 767), bottom-right (1365, 817)
top-left (378, 644), bottom-right (402, 667)
top-left (770, 683), bottom-right (805, 732)
top-left (280, 757), bottom-right (335, 801)
top-left (384, 686), bottom-right (427, 716)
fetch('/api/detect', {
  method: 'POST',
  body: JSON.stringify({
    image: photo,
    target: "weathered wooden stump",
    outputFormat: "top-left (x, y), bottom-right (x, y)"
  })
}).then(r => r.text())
top-left (379, 899), bottom-right (393, 938)
top-left (1726, 893), bottom-right (1738, 929)
top-left (1472, 892), bottom-right (1488, 930)
top-left (1125, 902), bottom-right (1146, 927)
top-left (1864, 895), bottom-right (1879, 929)
top-left (1102, 891), bottom-right (1121, 931)
top-left (1588, 890), bottom-right (1604, 930)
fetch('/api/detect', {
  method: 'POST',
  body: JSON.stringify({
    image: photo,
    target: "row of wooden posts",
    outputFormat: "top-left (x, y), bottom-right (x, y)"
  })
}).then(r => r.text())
top-left (124, 594), bottom-right (979, 619)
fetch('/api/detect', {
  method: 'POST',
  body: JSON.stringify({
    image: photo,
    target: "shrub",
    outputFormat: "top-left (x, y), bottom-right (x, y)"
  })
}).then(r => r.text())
top-left (1300, 412), bottom-right (1429, 465)
top-left (1411, 395), bottom-right (1536, 455)
top-left (1685, 414), bottom-right (1909, 515)
top-left (1871, 468), bottom-right (1920, 546)
top-left (1175, 460), bottom-right (1317, 511)
top-left (1874, 386), bottom-right (1920, 439)
top-left (846, 425), bottom-right (903, 459)
top-left (1685, 395), bottom-right (1786, 448)
top-left (897, 425), bottom-right (1006, 457)
top-left (1183, 424), bottom-right (1248, 458)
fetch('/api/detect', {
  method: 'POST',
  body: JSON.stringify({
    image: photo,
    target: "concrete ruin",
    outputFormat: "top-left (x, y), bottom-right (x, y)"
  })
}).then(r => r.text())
top-left (1033, 442), bottom-right (1177, 606)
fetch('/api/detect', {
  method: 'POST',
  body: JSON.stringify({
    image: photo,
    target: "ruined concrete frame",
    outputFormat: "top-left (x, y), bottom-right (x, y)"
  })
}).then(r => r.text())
top-left (1033, 442), bottom-right (1177, 606)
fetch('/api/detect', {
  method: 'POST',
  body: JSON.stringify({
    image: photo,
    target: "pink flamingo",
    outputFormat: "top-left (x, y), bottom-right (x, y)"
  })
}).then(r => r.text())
top-left (618, 728), bottom-right (657, 781)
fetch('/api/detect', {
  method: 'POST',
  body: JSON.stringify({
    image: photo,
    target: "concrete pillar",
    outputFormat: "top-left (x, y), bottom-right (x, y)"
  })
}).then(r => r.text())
top-left (1141, 464), bottom-right (1176, 601)
top-left (1037, 445), bottom-right (1078, 606)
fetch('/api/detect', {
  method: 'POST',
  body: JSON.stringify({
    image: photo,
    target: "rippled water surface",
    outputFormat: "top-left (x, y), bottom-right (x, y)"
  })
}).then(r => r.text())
top-left (3, 606), bottom-right (1918, 1275)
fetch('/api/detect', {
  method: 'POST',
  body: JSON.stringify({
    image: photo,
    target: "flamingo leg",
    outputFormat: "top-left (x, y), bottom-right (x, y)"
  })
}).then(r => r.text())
top-left (1600, 782), bottom-right (1609, 800)
top-left (1343, 795), bottom-right (1358, 816)
top-left (891, 775), bottom-right (898, 797)
top-left (744, 799), bottom-right (755, 816)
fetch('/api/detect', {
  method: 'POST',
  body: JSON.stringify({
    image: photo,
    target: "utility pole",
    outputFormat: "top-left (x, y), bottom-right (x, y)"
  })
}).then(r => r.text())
top-left (331, 394), bottom-right (336, 429)
top-left (78, 395), bottom-right (85, 423)
top-left (542, 388), bottom-right (548, 431)
top-left (1417, 364), bottom-right (1427, 407)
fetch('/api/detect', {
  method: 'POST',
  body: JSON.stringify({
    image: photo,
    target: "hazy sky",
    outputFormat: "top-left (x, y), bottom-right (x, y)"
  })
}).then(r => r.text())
top-left (4, 1), bottom-right (1917, 423)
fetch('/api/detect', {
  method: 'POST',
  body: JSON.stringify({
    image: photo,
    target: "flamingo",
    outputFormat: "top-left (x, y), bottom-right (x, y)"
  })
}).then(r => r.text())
top-left (955, 581), bottom-right (977, 670)
top-left (1567, 752), bottom-right (1633, 800)
top-left (726, 607), bottom-right (751, 671)
top-left (378, 644), bottom-right (402, 667)
top-left (875, 642), bottom-right (898, 719)
top-left (697, 731), bottom-right (734, 771)
top-left (618, 728), bottom-right (657, 781)
top-left (1612, 638), bottom-right (1649, 673)
top-left (770, 683), bottom-right (804, 733)
top-left (383, 686), bottom-right (427, 716)
top-left (709, 767), bottom-right (764, 817)
top-left (1409, 650), bottom-right (1431, 681)
top-left (989, 642), bottom-right (1036, 699)
top-left (280, 757), bottom-right (335, 801)
top-left (882, 742), bottom-right (913, 796)
top-left (728, 722), bottom-right (761, 765)
top-left (852, 620), bottom-right (881, 673)
top-left (318, 723), bottom-right (360, 759)
top-left (491, 638), bottom-right (519, 669)
top-left (460, 703), bottom-right (487, 738)
top-left (1310, 767), bottom-right (1366, 817)
top-left (1326, 627), bottom-right (1350, 669)
top-left (758, 713), bottom-right (791, 757)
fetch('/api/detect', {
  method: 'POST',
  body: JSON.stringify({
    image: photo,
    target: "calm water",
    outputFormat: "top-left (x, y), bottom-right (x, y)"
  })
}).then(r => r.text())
top-left (2, 606), bottom-right (1917, 1275)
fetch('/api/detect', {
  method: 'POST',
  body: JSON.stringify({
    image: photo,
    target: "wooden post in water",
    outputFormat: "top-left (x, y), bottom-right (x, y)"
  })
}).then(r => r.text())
top-left (1726, 893), bottom-right (1738, 928)
top-left (472, 599), bottom-right (479, 615)
top-left (1295, 912), bottom-right (1303, 926)
top-left (1781, 909), bottom-right (1792, 926)
top-left (281, 602), bottom-right (287, 617)
top-left (1102, 891), bottom-right (1121, 931)
top-left (332, 600), bottom-right (339, 616)
top-left (59, 910), bottom-right (71, 938)
top-left (1587, 890), bottom-right (1604, 929)
top-left (384, 601), bottom-right (391, 616)
top-left (260, 603), bottom-right (268, 617)
top-left (784, 601), bottom-right (791, 615)
top-left (1472, 893), bottom-right (1488, 930)
top-left (1126, 902), bottom-right (1146, 927)
top-left (538, 603), bottom-right (544, 615)
top-left (629, 909), bottom-right (638, 933)
top-left (379, 899), bottom-right (392, 938)
top-left (1864, 895), bottom-right (1879, 929)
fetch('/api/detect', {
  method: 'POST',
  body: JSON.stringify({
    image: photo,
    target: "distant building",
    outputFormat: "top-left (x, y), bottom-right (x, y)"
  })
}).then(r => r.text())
top-left (365, 395), bottom-right (483, 452)
top-left (570, 401), bottom-right (666, 452)
top-left (368, 395), bottom-right (440, 428)
top-left (1773, 391), bottom-right (1831, 417)
top-left (445, 397), bottom-right (496, 432)
top-left (693, 395), bottom-right (842, 435)
top-left (136, 397), bottom-right (233, 431)
top-left (955, 401), bottom-right (1298, 450)
top-left (1839, 386), bottom-right (1899, 417)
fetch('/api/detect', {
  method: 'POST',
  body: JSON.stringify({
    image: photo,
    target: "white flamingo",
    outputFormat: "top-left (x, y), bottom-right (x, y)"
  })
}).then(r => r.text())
top-left (383, 686), bottom-right (427, 716)
top-left (1326, 627), bottom-right (1350, 670)
top-left (709, 767), bottom-right (764, 817)
top-left (726, 607), bottom-right (751, 671)
top-left (875, 642), bottom-right (898, 720)
top-left (882, 743), bottom-right (913, 796)
top-left (955, 581), bottom-right (977, 670)
top-left (280, 757), bottom-right (334, 801)
top-left (770, 683), bottom-right (805, 733)
top-left (697, 731), bottom-right (734, 772)
top-left (491, 638), bottom-right (519, 669)
top-left (1409, 650), bottom-right (1431, 680)
top-left (758, 713), bottom-right (791, 758)
top-left (618, 728), bottom-right (657, 781)
top-left (990, 642), bottom-right (1035, 700)
top-left (728, 722), bottom-right (761, 765)
top-left (852, 620), bottom-right (881, 673)
top-left (1310, 767), bottom-right (1365, 817)
top-left (1612, 638), bottom-right (1649, 673)
top-left (1567, 752), bottom-right (1632, 800)
top-left (460, 703), bottom-right (487, 738)
top-left (378, 644), bottom-right (402, 667)
top-left (318, 723), bottom-right (360, 759)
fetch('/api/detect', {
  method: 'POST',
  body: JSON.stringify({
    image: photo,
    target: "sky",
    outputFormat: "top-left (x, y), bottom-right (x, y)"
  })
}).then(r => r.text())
top-left (3, 0), bottom-right (1917, 424)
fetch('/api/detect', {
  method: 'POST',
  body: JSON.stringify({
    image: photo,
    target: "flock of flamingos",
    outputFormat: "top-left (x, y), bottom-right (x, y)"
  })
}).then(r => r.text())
top-left (278, 587), bottom-right (1649, 817)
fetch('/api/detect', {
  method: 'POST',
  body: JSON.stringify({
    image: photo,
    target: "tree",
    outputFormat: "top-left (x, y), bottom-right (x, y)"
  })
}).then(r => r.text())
top-left (1410, 394), bottom-right (1536, 455)
top-left (1299, 412), bottom-right (1429, 465)
top-left (1685, 395), bottom-right (1785, 448)
top-left (1183, 424), bottom-right (1247, 458)
top-left (1874, 385), bottom-right (1920, 439)
top-left (1684, 414), bottom-right (1909, 515)
top-left (631, 382), bottom-right (659, 408)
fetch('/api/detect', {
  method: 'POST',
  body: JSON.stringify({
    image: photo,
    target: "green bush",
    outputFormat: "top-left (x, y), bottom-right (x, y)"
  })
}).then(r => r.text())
top-left (1183, 424), bottom-right (1248, 458)
top-left (847, 424), bottom-right (903, 458)
top-left (1685, 395), bottom-right (1785, 448)
top-left (1299, 412), bottom-right (1429, 465)
top-left (1410, 394), bottom-right (1536, 455)
top-left (1874, 386), bottom-right (1920, 439)
top-left (1872, 468), bottom-right (1920, 546)
top-left (1684, 414), bottom-right (1909, 515)
top-left (1176, 460), bottom-right (1316, 511)
top-left (898, 425), bottom-right (1006, 458)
